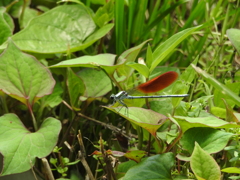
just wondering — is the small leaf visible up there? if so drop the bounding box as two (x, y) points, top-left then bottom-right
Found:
(180, 127), (233, 154)
(0, 113), (61, 176)
(146, 43), (153, 69)
(67, 68), (85, 110)
(123, 153), (175, 180)
(94, 0), (114, 27)
(222, 99), (239, 123)
(0, 39), (55, 106)
(126, 62), (150, 78)
(124, 150), (146, 163)
(190, 142), (221, 180)
(221, 167), (240, 174)
(40, 81), (63, 108)
(227, 29), (240, 54)
(116, 40), (151, 78)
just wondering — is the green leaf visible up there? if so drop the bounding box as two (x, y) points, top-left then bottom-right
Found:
(213, 81), (240, 108)
(67, 68), (85, 110)
(40, 81), (63, 108)
(116, 161), (137, 179)
(116, 39), (151, 78)
(151, 25), (202, 72)
(50, 54), (116, 68)
(171, 116), (240, 133)
(105, 107), (167, 137)
(190, 142), (221, 180)
(11, 4), (113, 53)
(221, 167), (240, 174)
(180, 127), (233, 154)
(50, 53), (124, 80)
(0, 113), (61, 176)
(126, 62), (150, 78)
(0, 9), (13, 45)
(124, 150), (146, 163)
(227, 28), (240, 54)
(94, 0), (114, 27)
(146, 44), (153, 69)
(222, 99), (239, 123)
(0, 39), (55, 106)
(123, 153), (174, 180)
(192, 64), (240, 107)
(78, 68), (111, 98)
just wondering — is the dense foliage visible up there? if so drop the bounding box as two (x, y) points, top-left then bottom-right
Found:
(0, 0), (240, 180)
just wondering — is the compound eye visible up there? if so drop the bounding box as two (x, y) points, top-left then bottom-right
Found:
(110, 95), (114, 100)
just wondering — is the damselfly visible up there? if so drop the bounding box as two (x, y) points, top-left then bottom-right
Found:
(110, 71), (189, 108)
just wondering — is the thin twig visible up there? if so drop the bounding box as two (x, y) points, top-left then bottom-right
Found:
(41, 158), (55, 180)
(77, 131), (95, 180)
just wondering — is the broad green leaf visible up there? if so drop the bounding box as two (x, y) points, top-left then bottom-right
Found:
(11, 4), (113, 53)
(78, 68), (111, 98)
(105, 107), (167, 137)
(180, 127), (233, 154)
(0, 39), (55, 106)
(227, 29), (240, 54)
(190, 143), (221, 180)
(123, 153), (174, 180)
(50, 54), (116, 68)
(170, 116), (240, 133)
(50, 53), (121, 77)
(0, 9), (13, 45)
(67, 68), (85, 110)
(151, 25), (202, 72)
(192, 64), (240, 107)
(0, 113), (61, 176)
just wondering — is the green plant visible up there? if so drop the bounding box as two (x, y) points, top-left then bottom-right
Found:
(0, 0), (240, 180)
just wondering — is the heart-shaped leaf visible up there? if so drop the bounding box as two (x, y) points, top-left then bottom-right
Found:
(180, 127), (233, 154)
(190, 142), (221, 180)
(11, 4), (113, 53)
(0, 39), (55, 107)
(0, 113), (61, 176)
(123, 153), (175, 180)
